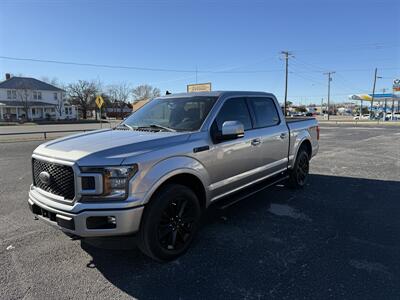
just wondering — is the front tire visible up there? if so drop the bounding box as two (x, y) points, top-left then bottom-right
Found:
(287, 148), (310, 189)
(138, 184), (201, 262)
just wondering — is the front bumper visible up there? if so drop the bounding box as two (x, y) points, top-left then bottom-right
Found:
(28, 194), (144, 238)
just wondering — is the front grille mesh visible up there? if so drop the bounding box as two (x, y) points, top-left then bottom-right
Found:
(32, 159), (75, 200)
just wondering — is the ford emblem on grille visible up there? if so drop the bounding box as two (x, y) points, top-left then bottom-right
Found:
(39, 171), (52, 185)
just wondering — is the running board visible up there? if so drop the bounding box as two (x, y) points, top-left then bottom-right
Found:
(215, 172), (289, 210)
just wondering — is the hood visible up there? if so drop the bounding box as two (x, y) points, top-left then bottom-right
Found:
(34, 129), (190, 166)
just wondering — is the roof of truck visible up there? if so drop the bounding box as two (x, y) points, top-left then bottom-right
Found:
(159, 91), (275, 98)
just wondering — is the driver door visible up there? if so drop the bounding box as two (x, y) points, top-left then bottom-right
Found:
(204, 97), (262, 200)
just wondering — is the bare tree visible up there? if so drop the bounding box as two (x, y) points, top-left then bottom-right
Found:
(14, 80), (34, 121)
(107, 85), (119, 115)
(40, 77), (66, 119)
(67, 80), (99, 119)
(40, 76), (60, 87)
(132, 84), (160, 102)
(54, 83), (68, 119)
(108, 83), (131, 118)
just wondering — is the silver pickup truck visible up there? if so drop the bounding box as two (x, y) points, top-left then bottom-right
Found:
(28, 91), (319, 261)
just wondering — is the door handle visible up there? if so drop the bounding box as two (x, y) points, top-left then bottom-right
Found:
(280, 133), (287, 139)
(251, 138), (261, 146)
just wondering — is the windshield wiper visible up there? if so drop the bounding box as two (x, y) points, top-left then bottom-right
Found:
(116, 123), (134, 131)
(137, 124), (176, 132)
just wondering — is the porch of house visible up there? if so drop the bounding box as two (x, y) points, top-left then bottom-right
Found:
(0, 104), (56, 121)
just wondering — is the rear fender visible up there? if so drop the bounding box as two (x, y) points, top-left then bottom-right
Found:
(289, 131), (311, 169)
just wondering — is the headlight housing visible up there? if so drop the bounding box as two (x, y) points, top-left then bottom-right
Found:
(80, 165), (138, 201)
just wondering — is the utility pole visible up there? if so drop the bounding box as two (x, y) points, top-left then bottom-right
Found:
(321, 98), (324, 115)
(382, 88), (387, 120)
(323, 72), (335, 120)
(370, 68), (381, 119)
(281, 51), (293, 116)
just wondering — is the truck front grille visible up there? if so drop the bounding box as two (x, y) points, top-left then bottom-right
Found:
(32, 159), (75, 200)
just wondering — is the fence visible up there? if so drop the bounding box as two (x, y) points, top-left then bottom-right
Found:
(0, 129), (95, 140)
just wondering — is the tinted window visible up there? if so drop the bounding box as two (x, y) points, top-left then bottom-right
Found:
(215, 98), (252, 130)
(123, 96), (217, 131)
(249, 97), (280, 128)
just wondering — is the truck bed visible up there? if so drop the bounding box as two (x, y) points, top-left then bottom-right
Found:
(285, 117), (316, 123)
(285, 116), (319, 167)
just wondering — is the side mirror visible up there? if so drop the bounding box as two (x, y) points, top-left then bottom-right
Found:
(220, 120), (244, 140)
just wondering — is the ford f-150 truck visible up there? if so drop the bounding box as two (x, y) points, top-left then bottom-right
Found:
(28, 91), (319, 261)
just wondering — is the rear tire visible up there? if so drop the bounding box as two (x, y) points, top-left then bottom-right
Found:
(138, 184), (201, 262)
(287, 148), (310, 189)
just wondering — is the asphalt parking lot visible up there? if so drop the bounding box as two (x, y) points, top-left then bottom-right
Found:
(0, 124), (399, 299)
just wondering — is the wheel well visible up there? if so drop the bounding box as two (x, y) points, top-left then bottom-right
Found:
(156, 173), (207, 210)
(299, 139), (312, 158)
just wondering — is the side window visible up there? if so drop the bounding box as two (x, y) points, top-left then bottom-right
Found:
(248, 97), (280, 128)
(215, 98), (252, 131)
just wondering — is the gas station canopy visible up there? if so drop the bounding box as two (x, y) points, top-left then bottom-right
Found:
(349, 93), (399, 102)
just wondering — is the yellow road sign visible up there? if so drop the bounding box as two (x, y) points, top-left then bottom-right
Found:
(95, 95), (104, 109)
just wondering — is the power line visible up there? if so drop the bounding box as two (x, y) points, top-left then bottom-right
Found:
(292, 43), (400, 54)
(0, 55), (398, 74)
(291, 57), (326, 72)
(289, 63), (325, 86)
(0, 55), (283, 74)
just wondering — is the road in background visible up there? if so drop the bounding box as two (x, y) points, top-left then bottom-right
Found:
(0, 125), (399, 299)
(0, 121), (121, 142)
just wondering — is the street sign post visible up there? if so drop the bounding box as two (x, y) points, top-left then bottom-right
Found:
(95, 95), (104, 128)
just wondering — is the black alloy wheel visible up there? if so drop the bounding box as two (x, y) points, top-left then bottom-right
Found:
(295, 151), (309, 186)
(138, 184), (201, 261)
(287, 148), (310, 189)
(158, 197), (197, 251)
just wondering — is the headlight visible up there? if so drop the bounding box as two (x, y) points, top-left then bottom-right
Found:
(80, 165), (138, 201)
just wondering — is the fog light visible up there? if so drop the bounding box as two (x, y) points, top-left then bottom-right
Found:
(86, 216), (116, 229)
(107, 216), (116, 225)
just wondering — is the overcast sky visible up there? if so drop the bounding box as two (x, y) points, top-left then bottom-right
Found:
(1, 0), (399, 104)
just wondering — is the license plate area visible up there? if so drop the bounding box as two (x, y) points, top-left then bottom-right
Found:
(29, 202), (75, 230)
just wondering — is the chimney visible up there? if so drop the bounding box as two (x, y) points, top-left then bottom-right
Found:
(5, 73), (11, 80)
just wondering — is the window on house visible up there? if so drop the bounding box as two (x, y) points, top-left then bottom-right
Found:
(32, 108), (36, 115)
(7, 90), (16, 99)
(65, 107), (68, 115)
(54, 93), (58, 100)
(33, 91), (42, 100)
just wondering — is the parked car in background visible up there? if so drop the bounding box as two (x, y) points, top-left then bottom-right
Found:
(353, 114), (370, 120)
(385, 113), (400, 121)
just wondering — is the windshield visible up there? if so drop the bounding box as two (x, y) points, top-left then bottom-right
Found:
(121, 96), (218, 132)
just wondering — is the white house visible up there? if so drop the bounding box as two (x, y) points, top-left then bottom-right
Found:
(0, 74), (77, 121)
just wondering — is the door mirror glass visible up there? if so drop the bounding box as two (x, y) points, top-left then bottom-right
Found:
(221, 120), (244, 140)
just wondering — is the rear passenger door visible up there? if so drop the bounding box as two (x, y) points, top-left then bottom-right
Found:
(247, 96), (289, 175)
